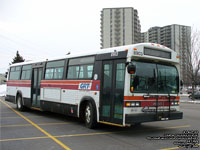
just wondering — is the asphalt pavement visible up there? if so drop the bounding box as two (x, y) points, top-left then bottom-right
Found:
(0, 96), (199, 150)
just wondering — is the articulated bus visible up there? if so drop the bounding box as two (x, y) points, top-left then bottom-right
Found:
(5, 43), (183, 128)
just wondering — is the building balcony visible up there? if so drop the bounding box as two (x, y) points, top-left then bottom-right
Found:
(114, 23), (121, 27)
(115, 32), (121, 36)
(114, 19), (121, 22)
(115, 9), (121, 13)
(114, 28), (120, 32)
(114, 42), (121, 46)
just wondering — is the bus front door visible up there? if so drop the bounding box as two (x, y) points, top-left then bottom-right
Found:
(31, 68), (43, 108)
(100, 59), (125, 125)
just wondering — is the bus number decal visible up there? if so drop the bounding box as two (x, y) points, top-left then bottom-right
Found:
(111, 50), (118, 57)
(78, 83), (92, 90)
(134, 51), (143, 56)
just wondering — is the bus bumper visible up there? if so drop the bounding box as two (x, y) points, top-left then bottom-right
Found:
(125, 111), (183, 124)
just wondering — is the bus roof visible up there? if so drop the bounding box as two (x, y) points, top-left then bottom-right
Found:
(9, 43), (174, 67)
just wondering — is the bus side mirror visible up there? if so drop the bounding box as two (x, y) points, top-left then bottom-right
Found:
(127, 64), (136, 74)
(5, 72), (8, 78)
(180, 80), (183, 87)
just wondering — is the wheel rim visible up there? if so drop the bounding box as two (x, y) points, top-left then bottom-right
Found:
(85, 105), (91, 123)
(17, 97), (21, 109)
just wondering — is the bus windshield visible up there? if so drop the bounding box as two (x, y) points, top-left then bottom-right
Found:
(130, 61), (179, 94)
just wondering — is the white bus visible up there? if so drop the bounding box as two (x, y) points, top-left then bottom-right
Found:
(5, 43), (183, 128)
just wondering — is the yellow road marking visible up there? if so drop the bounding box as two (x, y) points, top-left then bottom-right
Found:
(0, 132), (118, 142)
(0, 124), (190, 142)
(55, 131), (120, 138)
(0, 112), (15, 114)
(0, 122), (71, 128)
(38, 122), (72, 126)
(0, 136), (49, 142)
(160, 144), (200, 150)
(0, 99), (71, 150)
(160, 147), (181, 150)
(1, 115), (44, 119)
(0, 124), (31, 127)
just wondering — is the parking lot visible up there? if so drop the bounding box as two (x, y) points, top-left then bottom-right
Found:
(0, 96), (199, 150)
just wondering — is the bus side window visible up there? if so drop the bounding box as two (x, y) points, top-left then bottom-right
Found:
(67, 65), (94, 79)
(67, 56), (95, 80)
(9, 66), (21, 80)
(21, 65), (32, 80)
(67, 66), (80, 79)
(44, 60), (65, 80)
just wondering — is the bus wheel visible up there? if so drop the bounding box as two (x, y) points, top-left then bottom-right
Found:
(134, 123), (141, 126)
(16, 95), (25, 111)
(85, 102), (97, 129)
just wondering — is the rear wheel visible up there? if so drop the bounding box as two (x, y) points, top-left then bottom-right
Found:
(16, 95), (25, 111)
(84, 102), (97, 129)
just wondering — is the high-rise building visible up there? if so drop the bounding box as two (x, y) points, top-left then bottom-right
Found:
(141, 24), (191, 84)
(141, 32), (149, 43)
(100, 7), (141, 49)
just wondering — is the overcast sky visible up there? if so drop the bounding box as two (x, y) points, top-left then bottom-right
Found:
(0, 0), (199, 73)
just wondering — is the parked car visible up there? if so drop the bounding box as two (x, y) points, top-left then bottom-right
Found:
(189, 91), (200, 100)
(186, 88), (193, 94)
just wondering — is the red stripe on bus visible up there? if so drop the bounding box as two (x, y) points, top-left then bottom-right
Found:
(7, 80), (101, 91)
(7, 80), (31, 87)
(7, 80), (31, 84)
(124, 96), (180, 101)
(41, 80), (100, 91)
(41, 84), (78, 90)
(124, 101), (176, 107)
(141, 101), (171, 107)
(41, 80), (92, 84)
(7, 84), (31, 87)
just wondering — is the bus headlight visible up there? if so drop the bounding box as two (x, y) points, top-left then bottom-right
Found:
(171, 101), (179, 106)
(125, 101), (141, 107)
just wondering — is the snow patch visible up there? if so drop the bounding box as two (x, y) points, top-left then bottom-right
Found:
(0, 84), (7, 96)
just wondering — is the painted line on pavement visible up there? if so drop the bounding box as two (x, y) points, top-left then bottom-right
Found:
(160, 144), (200, 150)
(0, 122), (72, 128)
(0, 124), (190, 142)
(1, 115), (45, 119)
(0, 99), (71, 150)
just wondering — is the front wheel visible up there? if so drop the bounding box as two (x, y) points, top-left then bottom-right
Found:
(85, 102), (97, 129)
(16, 95), (25, 111)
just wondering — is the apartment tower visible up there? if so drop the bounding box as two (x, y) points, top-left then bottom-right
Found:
(100, 7), (141, 49)
(141, 24), (191, 84)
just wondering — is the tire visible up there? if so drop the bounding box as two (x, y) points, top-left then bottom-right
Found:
(189, 96), (193, 100)
(16, 95), (25, 111)
(134, 123), (141, 126)
(84, 102), (97, 129)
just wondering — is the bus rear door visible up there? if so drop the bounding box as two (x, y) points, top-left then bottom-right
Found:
(31, 63), (44, 108)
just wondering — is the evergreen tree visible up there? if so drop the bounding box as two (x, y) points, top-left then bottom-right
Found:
(11, 51), (25, 64)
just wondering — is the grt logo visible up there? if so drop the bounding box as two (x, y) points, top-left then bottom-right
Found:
(78, 83), (92, 90)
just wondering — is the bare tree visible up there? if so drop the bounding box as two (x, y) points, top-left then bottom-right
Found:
(188, 28), (200, 97)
